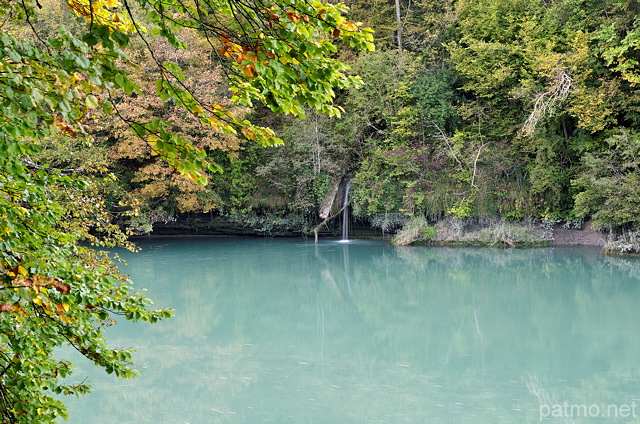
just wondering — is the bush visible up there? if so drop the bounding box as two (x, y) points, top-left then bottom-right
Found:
(475, 223), (547, 247)
(604, 230), (640, 255)
(392, 216), (435, 245)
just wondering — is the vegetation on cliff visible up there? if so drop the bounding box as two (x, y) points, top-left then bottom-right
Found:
(38, 0), (639, 250)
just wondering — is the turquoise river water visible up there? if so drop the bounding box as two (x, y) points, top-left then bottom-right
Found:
(63, 238), (640, 423)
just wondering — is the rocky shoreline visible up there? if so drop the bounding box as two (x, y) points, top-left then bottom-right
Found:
(135, 214), (640, 255)
(547, 220), (606, 247)
(141, 213), (603, 245)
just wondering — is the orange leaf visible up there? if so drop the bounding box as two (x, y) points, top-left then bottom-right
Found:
(243, 64), (255, 78)
(54, 281), (71, 295)
(286, 11), (299, 23)
(241, 127), (257, 140)
(54, 116), (78, 137)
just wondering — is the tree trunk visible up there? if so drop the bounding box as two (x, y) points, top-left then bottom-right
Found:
(395, 0), (403, 52)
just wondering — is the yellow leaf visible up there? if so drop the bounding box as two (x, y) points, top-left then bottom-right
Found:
(17, 266), (27, 277)
(56, 303), (70, 313)
(147, 135), (159, 156)
(105, 0), (118, 7)
(241, 127), (257, 140)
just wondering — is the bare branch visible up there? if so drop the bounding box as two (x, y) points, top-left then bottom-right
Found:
(433, 124), (464, 171)
(521, 68), (573, 136)
(22, 158), (85, 176)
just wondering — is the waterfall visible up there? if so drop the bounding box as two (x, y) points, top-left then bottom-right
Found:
(341, 180), (351, 241)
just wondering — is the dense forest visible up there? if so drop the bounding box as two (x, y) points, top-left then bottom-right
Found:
(22, 0), (640, 250)
(1, 1), (639, 422)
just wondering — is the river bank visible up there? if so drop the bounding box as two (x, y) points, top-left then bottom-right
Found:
(138, 212), (640, 255)
(549, 220), (606, 247)
(142, 213), (607, 247)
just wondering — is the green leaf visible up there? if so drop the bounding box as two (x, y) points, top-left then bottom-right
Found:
(82, 33), (99, 47)
(111, 31), (129, 48)
(85, 94), (99, 109)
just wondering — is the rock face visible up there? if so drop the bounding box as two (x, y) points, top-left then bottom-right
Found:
(319, 178), (341, 220)
(149, 214), (301, 236)
(145, 214), (607, 246)
(146, 213), (383, 238)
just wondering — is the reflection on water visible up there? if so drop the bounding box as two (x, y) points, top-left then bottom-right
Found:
(64, 239), (640, 423)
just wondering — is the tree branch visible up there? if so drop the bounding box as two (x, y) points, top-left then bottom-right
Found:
(22, 158), (85, 176)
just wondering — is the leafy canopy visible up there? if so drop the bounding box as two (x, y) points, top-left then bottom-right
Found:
(0, 0), (373, 422)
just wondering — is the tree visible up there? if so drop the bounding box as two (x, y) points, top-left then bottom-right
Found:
(0, 0), (373, 422)
(573, 129), (640, 229)
(99, 25), (247, 233)
(394, 0), (403, 52)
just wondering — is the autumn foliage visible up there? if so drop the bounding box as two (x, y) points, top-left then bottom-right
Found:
(0, 0), (374, 422)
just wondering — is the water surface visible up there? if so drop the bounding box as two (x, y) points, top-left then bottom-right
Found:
(64, 238), (640, 423)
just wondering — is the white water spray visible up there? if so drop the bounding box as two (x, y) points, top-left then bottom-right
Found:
(341, 180), (351, 241)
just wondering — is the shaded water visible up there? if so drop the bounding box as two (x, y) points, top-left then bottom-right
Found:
(64, 238), (640, 423)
